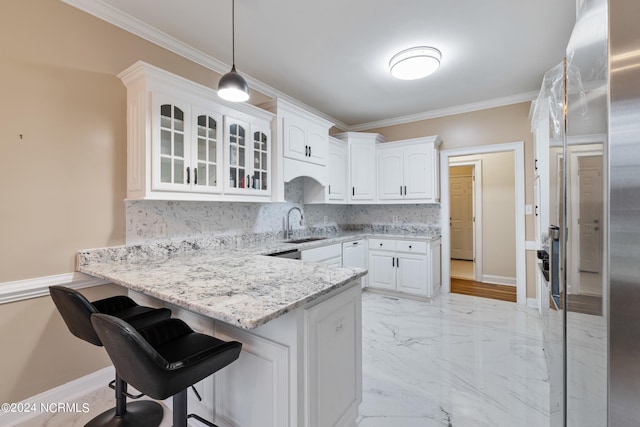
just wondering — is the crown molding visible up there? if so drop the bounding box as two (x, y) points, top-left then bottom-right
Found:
(347, 91), (540, 131)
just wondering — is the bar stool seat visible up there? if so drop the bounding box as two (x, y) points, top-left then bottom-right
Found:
(49, 286), (171, 427)
(91, 314), (242, 427)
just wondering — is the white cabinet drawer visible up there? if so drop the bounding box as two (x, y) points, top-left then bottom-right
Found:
(396, 240), (427, 254)
(368, 239), (396, 251)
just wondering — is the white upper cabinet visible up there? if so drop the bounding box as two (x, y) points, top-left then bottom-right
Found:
(282, 112), (329, 165)
(260, 98), (333, 202)
(223, 116), (271, 196)
(119, 61), (274, 202)
(328, 137), (347, 202)
(377, 137), (442, 203)
(334, 132), (386, 203)
(152, 94), (226, 195)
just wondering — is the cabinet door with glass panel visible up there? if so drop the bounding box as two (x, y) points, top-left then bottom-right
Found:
(191, 106), (223, 194)
(152, 94), (223, 194)
(224, 115), (270, 195)
(153, 94), (191, 192)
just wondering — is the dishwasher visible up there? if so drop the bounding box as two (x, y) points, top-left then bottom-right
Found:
(342, 240), (367, 288)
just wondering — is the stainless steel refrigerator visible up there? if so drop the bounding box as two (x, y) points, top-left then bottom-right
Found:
(534, 0), (640, 425)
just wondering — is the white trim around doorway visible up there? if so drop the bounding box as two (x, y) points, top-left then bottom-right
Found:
(440, 141), (527, 305)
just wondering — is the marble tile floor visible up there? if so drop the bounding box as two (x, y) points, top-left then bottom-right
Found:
(358, 291), (549, 427)
(13, 291), (549, 427)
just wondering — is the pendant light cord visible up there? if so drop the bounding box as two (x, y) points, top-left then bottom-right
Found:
(231, 0), (236, 67)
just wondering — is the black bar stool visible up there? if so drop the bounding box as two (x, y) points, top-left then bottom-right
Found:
(49, 285), (171, 427)
(91, 313), (242, 427)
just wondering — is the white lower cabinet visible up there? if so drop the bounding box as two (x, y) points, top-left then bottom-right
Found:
(304, 283), (362, 427)
(367, 238), (441, 298)
(137, 280), (363, 427)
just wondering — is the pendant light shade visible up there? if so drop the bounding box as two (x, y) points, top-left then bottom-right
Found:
(218, 0), (249, 102)
(218, 65), (249, 102)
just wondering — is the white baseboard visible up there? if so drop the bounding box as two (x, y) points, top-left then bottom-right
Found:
(0, 272), (109, 305)
(481, 274), (517, 286)
(527, 297), (539, 309)
(0, 367), (115, 426)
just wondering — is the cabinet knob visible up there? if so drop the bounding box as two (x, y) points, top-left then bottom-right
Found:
(379, 243), (383, 247)
(409, 245), (412, 249)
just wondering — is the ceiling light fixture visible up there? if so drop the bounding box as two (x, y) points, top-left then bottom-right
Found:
(389, 46), (441, 80)
(218, 0), (249, 102)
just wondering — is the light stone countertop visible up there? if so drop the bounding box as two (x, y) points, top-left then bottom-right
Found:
(77, 231), (439, 329)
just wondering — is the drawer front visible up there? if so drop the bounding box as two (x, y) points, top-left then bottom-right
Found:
(396, 240), (427, 254)
(368, 238), (396, 251)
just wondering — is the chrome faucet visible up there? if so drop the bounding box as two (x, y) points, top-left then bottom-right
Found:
(285, 207), (303, 240)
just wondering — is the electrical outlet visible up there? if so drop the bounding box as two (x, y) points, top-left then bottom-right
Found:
(243, 219), (251, 229)
(155, 222), (167, 237)
(393, 215), (399, 223)
(323, 216), (328, 224)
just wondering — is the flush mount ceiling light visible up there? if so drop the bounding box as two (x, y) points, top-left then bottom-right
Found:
(389, 46), (442, 80)
(218, 0), (249, 102)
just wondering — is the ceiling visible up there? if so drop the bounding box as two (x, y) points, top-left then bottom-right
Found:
(65, 0), (576, 130)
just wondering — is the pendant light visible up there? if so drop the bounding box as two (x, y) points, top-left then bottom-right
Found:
(218, 0), (249, 102)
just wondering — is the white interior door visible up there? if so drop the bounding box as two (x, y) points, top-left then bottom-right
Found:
(578, 155), (603, 274)
(450, 169), (474, 260)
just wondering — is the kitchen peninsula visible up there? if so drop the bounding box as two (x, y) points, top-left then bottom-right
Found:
(77, 238), (367, 427)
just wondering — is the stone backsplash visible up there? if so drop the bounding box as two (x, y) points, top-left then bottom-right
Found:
(126, 180), (440, 244)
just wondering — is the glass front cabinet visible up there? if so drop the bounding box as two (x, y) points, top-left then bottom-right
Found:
(120, 61), (274, 202)
(224, 116), (270, 196)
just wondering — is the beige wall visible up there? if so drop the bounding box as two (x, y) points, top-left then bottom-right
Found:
(0, 284), (126, 403)
(366, 103), (537, 297)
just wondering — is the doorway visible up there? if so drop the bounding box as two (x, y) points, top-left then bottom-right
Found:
(440, 142), (526, 305)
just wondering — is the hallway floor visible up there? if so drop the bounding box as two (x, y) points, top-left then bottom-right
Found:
(14, 292), (549, 427)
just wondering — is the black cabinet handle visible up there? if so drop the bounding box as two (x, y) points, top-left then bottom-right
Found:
(352, 187), (355, 196)
(328, 185), (331, 194)
(404, 185), (407, 195)
(309, 146), (311, 157)
(186, 167), (190, 184)
(535, 159), (538, 171)
(392, 257), (395, 267)
(535, 205), (539, 216)
(194, 167), (198, 185)
(400, 186), (403, 195)
(247, 175), (250, 190)
(396, 257), (400, 268)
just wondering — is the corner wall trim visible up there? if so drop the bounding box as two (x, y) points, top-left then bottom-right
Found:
(0, 366), (114, 426)
(0, 273), (109, 305)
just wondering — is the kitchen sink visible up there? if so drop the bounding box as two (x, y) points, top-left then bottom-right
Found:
(284, 236), (328, 244)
